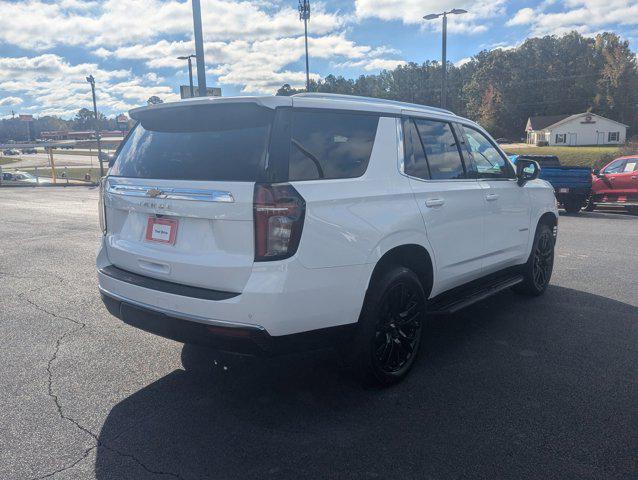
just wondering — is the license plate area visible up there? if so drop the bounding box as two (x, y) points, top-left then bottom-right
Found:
(145, 217), (178, 245)
(558, 188), (570, 193)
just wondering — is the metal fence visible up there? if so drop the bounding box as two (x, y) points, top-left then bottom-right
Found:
(0, 164), (99, 187)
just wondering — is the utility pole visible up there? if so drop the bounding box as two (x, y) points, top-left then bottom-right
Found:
(299, 0), (311, 92)
(86, 75), (104, 177)
(191, 0), (207, 96)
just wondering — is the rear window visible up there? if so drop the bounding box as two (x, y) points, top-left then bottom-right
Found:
(414, 119), (465, 180)
(289, 110), (379, 181)
(110, 104), (274, 181)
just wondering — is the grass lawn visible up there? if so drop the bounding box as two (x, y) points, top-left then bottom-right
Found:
(0, 156), (21, 165)
(23, 167), (102, 182)
(501, 145), (630, 167)
(49, 149), (113, 156)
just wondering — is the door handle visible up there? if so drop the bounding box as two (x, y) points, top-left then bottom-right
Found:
(485, 193), (500, 202)
(632, 176), (637, 180)
(425, 198), (445, 208)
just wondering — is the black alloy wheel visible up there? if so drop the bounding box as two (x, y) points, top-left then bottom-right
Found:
(373, 281), (424, 376)
(532, 229), (554, 291)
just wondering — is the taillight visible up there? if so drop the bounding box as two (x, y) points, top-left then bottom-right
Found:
(253, 183), (305, 261)
(98, 177), (107, 233)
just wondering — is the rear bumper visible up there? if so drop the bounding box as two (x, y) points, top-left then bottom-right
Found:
(97, 236), (370, 341)
(555, 189), (590, 202)
(100, 288), (355, 356)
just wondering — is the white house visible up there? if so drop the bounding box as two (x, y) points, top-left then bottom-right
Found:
(525, 112), (628, 146)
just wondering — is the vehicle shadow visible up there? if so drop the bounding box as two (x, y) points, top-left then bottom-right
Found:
(94, 285), (637, 480)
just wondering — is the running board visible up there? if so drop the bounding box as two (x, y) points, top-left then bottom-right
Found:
(427, 274), (524, 315)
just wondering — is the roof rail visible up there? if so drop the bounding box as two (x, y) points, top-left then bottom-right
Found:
(292, 92), (455, 115)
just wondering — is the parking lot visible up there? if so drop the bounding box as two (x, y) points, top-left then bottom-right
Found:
(1, 187), (636, 480)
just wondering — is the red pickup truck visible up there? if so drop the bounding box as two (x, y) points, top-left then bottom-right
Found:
(587, 156), (638, 214)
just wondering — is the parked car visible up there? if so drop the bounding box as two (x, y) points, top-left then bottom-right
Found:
(0, 171), (49, 184)
(98, 151), (113, 162)
(2, 148), (20, 155)
(20, 147), (37, 154)
(587, 156), (638, 214)
(495, 137), (514, 144)
(509, 154), (591, 213)
(97, 94), (558, 385)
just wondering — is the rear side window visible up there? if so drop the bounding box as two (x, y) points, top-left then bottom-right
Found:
(110, 104), (274, 181)
(289, 110), (379, 181)
(623, 159), (637, 172)
(413, 119), (465, 180)
(403, 118), (429, 179)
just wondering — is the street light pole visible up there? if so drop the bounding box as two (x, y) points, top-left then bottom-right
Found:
(441, 12), (447, 109)
(86, 74), (104, 177)
(191, 0), (207, 96)
(423, 8), (467, 110)
(299, 0), (311, 92)
(178, 55), (197, 97)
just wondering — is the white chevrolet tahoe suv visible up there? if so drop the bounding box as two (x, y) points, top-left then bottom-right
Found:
(97, 93), (558, 385)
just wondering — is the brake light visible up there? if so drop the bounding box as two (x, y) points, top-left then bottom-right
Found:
(253, 183), (305, 261)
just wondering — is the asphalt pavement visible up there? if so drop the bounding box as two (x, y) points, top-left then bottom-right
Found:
(0, 187), (636, 480)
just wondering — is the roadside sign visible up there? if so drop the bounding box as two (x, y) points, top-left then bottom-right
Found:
(116, 114), (128, 129)
(19, 114), (33, 122)
(180, 86), (221, 99)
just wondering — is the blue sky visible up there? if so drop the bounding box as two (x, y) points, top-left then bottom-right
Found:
(0, 0), (636, 118)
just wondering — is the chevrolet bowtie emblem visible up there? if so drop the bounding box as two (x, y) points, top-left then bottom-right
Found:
(146, 188), (163, 198)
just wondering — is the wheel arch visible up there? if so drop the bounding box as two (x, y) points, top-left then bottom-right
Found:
(365, 244), (434, 300)
(537, 211), (558, 230)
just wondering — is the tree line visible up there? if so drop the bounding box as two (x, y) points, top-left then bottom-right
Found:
(277, 32), (638, 139)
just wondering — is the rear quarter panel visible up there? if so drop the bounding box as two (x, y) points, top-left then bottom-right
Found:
(291, 116), (431, 270)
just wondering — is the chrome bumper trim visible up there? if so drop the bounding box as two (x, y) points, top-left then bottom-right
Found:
(106, 182), (235, 203)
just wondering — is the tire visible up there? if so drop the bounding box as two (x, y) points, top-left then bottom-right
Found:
(513, 223), (555, 297)
(347, 266), (426, 387)
(626, 206), (638, 216)
(563, 201), (582, 214)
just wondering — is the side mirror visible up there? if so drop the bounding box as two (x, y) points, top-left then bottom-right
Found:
(592, 169), (603, 177)
(108, 154), (116, 168)
(516, 159), (540, 186)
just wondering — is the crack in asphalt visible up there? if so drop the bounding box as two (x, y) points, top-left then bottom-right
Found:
(21, 292), (186, 480)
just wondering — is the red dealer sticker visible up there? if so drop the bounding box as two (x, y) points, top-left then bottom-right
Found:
(145, 217), (178, 245)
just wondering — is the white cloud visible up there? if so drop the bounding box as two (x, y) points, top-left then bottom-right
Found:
(107, 34), (404, 94)
(0, 0), (345, 50)
(354, 0), (507, 34)
(334, 58), (407, 71)
(0, 54), (178, 117)
(507, 0), (638, 37)
(0, 96), (23, 106)
(506, 8), (535, 27)
(0, 0), (405, 111)
(454, 57), (472, 67)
